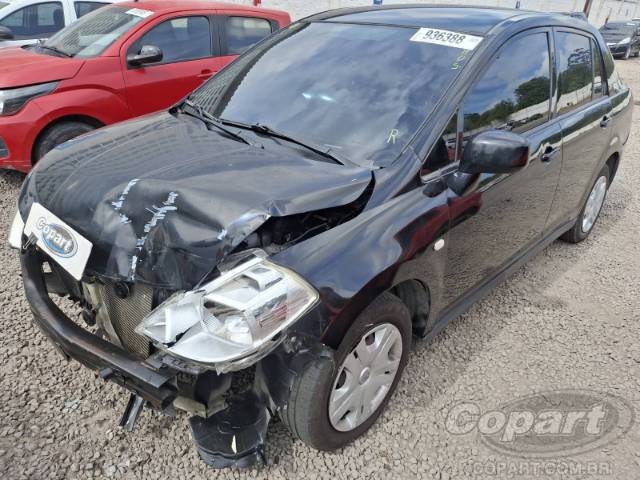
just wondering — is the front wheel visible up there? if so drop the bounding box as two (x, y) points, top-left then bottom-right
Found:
(281, 292), (412, 451)
(34, 121), (96, 163)
(561, 164), (610, 243)
(623, 48), (631, 60)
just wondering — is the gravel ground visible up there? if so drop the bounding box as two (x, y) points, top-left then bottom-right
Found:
(0, 59), (638, 480)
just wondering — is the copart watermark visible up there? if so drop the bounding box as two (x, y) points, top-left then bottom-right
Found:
(461, 460), (611, 477)
(445, 389), (634, 458)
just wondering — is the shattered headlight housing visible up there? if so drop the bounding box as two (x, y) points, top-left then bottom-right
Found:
(136, 250), (318, 368)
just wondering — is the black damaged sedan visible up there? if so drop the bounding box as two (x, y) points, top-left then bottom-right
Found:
(9, 5), (633, 468)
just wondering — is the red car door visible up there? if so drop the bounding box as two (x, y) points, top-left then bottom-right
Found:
(120, 12), (228, 116)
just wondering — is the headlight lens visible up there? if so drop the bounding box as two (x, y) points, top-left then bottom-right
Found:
(619, 37), (631, 45)
(8, 210), (24, 250)
(0, 82), (59, 116)
(136, 250), (318, 367)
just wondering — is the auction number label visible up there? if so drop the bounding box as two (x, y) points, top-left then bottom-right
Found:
(410, 28), (483, 50)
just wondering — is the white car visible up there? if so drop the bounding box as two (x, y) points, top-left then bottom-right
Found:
(0, 0), (122, 47)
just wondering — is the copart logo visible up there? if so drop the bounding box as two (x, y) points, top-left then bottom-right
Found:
(446, 390), (634, 458)
(36, 217), (77, 258)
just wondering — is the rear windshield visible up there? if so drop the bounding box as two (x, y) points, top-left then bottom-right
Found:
(190, 22), (474, 167)
(42, 5), (150, 58)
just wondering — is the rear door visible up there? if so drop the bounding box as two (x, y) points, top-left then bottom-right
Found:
(440, 29), (563, 308)
(121, 12), (226, 116)
(544, 29), (613, 231)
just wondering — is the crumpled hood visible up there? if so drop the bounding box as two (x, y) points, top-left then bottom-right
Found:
(0, 47), (84, 88)
(19, 112), (372, 289)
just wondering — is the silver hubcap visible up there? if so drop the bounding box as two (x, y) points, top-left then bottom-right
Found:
(328, 323), (403, 432)
(582, 175), (607, 233)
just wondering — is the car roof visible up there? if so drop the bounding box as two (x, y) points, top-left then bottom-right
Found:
(116, 0), (283, 16)
(306, 5), (587, 36)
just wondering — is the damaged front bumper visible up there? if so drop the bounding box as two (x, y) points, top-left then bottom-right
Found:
(20, 247), (178, 410)
(19, 247), (333, 468)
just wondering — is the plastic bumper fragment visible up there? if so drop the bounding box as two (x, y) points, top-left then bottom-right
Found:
(189, 391), (270, 469)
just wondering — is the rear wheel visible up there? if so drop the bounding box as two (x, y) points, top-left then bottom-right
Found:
(561, 164), (610, 243)
(281, 292), (412, 451)
(34, 121), (96, 163)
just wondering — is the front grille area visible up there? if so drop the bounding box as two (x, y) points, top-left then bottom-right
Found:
(100, 283), (153, 358)
(0, 137), (8, 158)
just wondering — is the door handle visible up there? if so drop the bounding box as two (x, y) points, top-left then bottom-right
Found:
(600, 115), (612, 128)
(541, 146), (559, 163)
(197, 69), (214, 79)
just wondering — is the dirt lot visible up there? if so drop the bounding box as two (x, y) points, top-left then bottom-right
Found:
(0, 59), (638, 480)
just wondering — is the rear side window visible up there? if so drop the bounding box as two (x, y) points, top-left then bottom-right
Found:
(463, 32), (551, 136)
(225, 16), (272, 55)
(0, 1), (64, 39)
(556, 32), (593, 114)
(74, 1), (108, 18)
(603, 47), (623, 95)
(134, 16), (212, 64)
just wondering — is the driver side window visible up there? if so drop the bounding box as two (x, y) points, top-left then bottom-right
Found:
(132, 16), (212, 65)
(463, 32), (552, 139)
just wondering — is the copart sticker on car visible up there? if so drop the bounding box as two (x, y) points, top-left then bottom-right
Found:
(24, 203), (93, 281)
(126, 8), (153, 18)
(410, 28), (483, 50)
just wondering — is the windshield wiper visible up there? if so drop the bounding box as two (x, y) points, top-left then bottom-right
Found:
(37, 43), (73, 58)
(219, 119), (348, 166)
(180, 99), (257, 147)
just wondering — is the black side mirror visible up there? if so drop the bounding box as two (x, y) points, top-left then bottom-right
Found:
(460, 130), (530, 175)
(127, 45), (163, 67)
(0, 26), (15, 41)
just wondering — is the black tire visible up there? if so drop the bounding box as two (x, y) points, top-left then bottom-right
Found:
(561, 164), (610, 244)
(34, 121), (96, 162)
(281, 292), (412, 451)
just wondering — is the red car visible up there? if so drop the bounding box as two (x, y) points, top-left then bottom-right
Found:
(0, 1), (290, 172)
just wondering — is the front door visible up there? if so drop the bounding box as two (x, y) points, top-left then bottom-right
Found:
(440, 29), (563, 309)
(121, 14), (227, 116)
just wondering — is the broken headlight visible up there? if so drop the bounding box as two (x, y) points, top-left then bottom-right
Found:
(136, 250), (318, 367)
